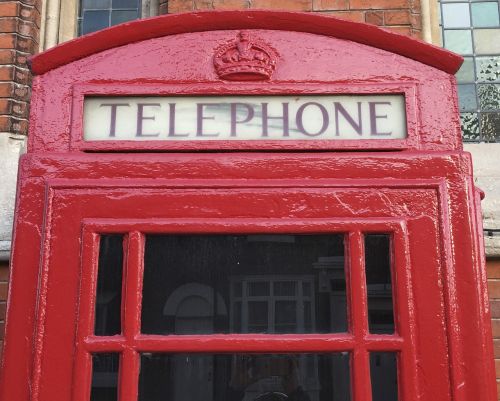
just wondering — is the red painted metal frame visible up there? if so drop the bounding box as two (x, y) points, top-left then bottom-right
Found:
(71, 82), (419, 151)
(29, 11), (462, 76)
(29, 179), (449, 401)
(2, 151), (496, 401)
(73, 219), (413, 401)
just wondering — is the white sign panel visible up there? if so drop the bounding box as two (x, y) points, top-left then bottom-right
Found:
(83, 95), (407, 141)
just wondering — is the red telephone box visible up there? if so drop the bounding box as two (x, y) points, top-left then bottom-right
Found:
(0, 10), (496, 401)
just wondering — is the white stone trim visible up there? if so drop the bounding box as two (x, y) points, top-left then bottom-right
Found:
(421, 0), (442, 46)
(485, 237), (500, 257)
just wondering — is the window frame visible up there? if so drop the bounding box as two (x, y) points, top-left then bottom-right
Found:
(40, 0), (160, 51)
(73, 218), (415, 401)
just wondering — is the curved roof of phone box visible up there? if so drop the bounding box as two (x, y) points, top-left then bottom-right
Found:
(28, 10), (463, 76)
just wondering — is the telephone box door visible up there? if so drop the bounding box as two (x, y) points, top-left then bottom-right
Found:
(30, 168), (452, 401)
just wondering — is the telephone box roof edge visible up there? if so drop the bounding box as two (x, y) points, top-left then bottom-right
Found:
(29, 10), (463, 76)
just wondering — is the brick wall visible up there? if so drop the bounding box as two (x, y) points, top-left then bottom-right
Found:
(0, 0), (40, 357)
(158, 0), (422, 38)
(488, 259), (500, 397)
(0, 0), (40, 137)
(0, 262), (8, 362)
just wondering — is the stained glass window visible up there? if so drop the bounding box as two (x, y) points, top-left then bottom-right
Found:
(78, 0), (142, 36)
(440, 0), (500, 142)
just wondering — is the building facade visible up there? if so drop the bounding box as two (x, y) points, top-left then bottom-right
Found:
(0, 0), (499, 397)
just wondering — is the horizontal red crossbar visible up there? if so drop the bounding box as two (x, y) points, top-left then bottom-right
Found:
(83, 334), (404, 353)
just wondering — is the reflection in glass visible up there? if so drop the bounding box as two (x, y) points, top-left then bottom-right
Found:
(83, 0), (111, 8)
(141, 235), (347, 335)
(91, 353), (119, 401)
(370, 353), (398, 401)
(112, 0), (139, 7)
(111, 10), (139, 25)
(95, 235), (123, 336)
(138, 353), (351, 401)
(365, 234), (395, 334)
(82, 10), (110, 35)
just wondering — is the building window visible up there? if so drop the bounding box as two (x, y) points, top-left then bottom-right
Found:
(440, 0), (500, 142)
(78, 0), (142, 36)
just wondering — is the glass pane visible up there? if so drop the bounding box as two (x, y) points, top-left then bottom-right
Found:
(82, 0), (111, 9)
(111, 10), (140, 26)
(442, 3), (471, 27)
(274, 281), (297, 296)
(365, 234), (395, 334)
(471, 2), (500, 27)
(82, 10), (110, 35)
(444, 30), (473, 54)
(248, 301), (268, 332)
(141, 234), (347, 335)
(249, 282), (270, 296)
(303, 282), (312, 296)
(275, 301), (297, 333)
(478, 84), (500, 110)
(458, 84), (478, 111)
(481, 112), (500, 142)
(95, 235), (123, 336)
(474, 29), (500, 54)
(460, 112), (480, 141)
(233, 301), (242, 332)
(139, 353), (351, 401)
(304, 301), (312, 330)
(91, 354), (119, 401)
(112, 0), (139, 7)
(456, 57), (475, 83)
(233, 282), (243, 297)
(370, 353), (398, 401)
(476, 56), (500, 82)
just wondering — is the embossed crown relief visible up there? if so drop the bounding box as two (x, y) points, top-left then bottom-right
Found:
(214, 31), (279, 81)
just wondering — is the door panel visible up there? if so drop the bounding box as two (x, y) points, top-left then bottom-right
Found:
(35, 185), (449, 401)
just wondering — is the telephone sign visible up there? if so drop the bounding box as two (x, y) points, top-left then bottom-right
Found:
(83, 95), (407, 141)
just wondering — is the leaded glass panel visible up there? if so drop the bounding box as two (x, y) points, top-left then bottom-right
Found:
(442, 3), (471, 27)
(471, 2), (500, 26)
(458, 84), (478, 111)
(456, 57), (476, 82)
(460, 112), (481, 140)
(476, 56), (500, 82)
(481, 112), (500, 141)
(474, 29), (500, 54)
(440, 0), (500, 141)
(478, 84), (500, 110)
(444, 30), (473, 54)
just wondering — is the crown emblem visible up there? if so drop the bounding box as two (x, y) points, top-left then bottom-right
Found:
(214, 32), (278, 81)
